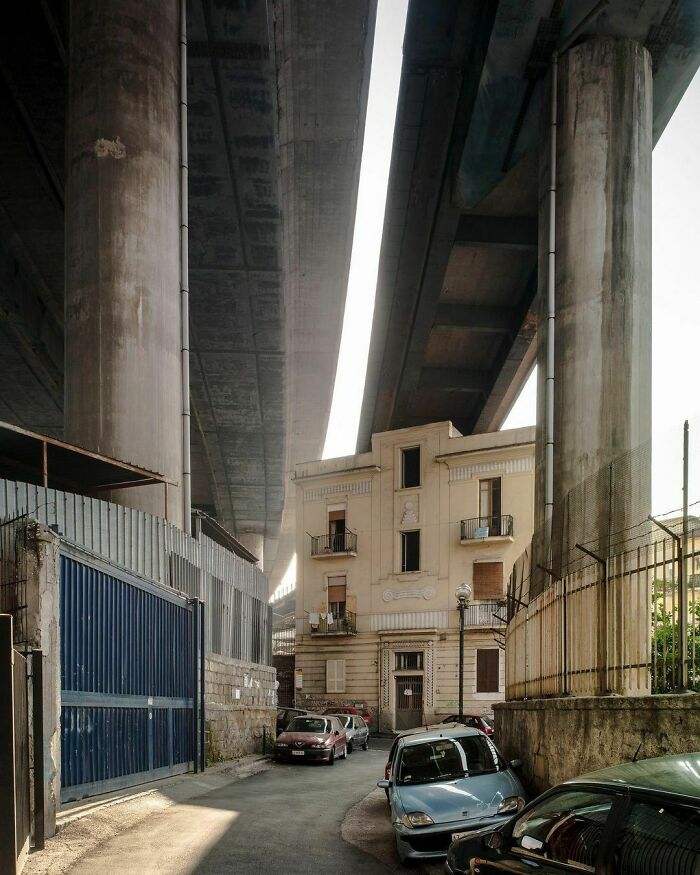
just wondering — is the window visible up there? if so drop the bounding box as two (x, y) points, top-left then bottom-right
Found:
(401, 446), (421, 488)
(479, 477), (501, 523)
(400, 530), (420, 572)
(326, 658), (346, 693)
(398, 739), (464, 785)
(476, 649), (500, 693)
(327, 575), (346, 619)
(287, 716), (332, 733)
(395, 651), (424, 670)
(473, 561), (504, 599)
(613, 798), (700, 873)
(328, 505), (346, 551)
(512, 789), (615, 870)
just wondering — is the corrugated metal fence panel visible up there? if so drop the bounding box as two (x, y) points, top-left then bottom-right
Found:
(0, 478), (272, 666)
(59, 553), (198, 800)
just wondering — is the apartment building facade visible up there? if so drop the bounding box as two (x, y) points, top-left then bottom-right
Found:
(293, 421), (535, 731)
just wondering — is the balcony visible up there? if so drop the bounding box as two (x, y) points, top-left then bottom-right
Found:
(310, 531), (358, 558)
(460, 515), (513, 544)
(463, 601), (506, 627)
(310, 609), (357, 636)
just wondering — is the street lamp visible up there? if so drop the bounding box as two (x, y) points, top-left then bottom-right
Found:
(455, 583), (472, 722)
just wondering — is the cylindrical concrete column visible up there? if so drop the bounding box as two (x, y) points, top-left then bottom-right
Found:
(65, 0), (183, 526)
(535, 37), (652, 573)
(237, 532), (264, 570)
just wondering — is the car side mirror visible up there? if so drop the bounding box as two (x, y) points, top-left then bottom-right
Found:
(485, 830), (506, 852)
(509, 758), (522, 770)
(334, 730), (339, 736)
(377, 779), (391, 789)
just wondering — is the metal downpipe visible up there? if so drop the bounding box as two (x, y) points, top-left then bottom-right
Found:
(180, 0), (192, 535)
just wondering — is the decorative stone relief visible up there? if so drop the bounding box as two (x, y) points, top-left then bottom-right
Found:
(382, 586), (435, 602)
(400, 498), (418, 525)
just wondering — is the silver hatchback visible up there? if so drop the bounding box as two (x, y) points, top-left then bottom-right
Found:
(329, 713), (369, 752)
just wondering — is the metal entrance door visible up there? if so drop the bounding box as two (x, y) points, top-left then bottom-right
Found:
(59, 549), (205, 802)
(395, 675), (423, 730)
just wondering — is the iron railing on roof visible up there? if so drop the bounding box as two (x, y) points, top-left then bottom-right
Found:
(461, 515), (513, 541)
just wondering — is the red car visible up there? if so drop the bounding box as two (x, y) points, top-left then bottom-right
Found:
(441, 714), (494, 736)
(274, 714), (348, 765)
(322, 705), (372, 729)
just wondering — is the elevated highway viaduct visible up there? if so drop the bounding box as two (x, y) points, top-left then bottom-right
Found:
(359, 0), (700, 566)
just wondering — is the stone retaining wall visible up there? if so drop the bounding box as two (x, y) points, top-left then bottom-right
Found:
(205, 653), (276, 761)
(495, 694), (700, 795)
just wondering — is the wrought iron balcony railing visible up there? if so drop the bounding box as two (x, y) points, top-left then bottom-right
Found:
(463, 601), (506, 626)
(310, 609), (357, 635)
(310, 531), (358, 557)
(460, 514), (513, 541)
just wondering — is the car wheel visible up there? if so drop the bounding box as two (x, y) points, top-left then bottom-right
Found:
(362, 739), (368, 750)
(327, 748), (335, 766)
(340, 744), (348, 760)
(347, 741), (353, 754)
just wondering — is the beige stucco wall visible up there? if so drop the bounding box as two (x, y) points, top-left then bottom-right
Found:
(293, 422), (535, 729)
(495, 695), (700, 796)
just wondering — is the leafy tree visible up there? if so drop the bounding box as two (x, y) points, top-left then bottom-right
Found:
(651, 592), (700, 692)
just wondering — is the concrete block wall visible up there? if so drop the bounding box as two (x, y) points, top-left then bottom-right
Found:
(205, 652), (276, 761)
(495, 695), (700, 796)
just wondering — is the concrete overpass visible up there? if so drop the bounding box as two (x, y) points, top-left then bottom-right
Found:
(359, 0), (700, 444)
(0, 0), (375, 581)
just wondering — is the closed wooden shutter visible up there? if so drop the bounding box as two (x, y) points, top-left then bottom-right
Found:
(326, 659), (346, 693)
(473, 561), (503, 599)
(327, 578), (346, 603)
(476, 649), (500, 693)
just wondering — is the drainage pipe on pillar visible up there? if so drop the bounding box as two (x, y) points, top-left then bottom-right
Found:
(180, 0), (192, 535)
(543, 0), (609, 563)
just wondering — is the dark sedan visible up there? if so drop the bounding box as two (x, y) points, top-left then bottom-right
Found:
(445, 752), (700, 874)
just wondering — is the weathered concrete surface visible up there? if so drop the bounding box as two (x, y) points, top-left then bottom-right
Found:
(24, 759), (272, 875)
(23, 521), (61, 836)
(495, 694), (700, 796)
(535, 37), (652, 559)
(64, 0), (183, 525)
(205, 653), (276, 761)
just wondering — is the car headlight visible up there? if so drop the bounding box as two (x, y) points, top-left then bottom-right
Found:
(401, 811), (435, 828)
(497, 796), (525, 815)
(276, 742), (288, 748)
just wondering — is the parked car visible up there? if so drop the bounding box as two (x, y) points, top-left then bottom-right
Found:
(276, 707), (310, 736)
(377, 725), (525, 863)
(441, 714), (494, 736)
(274, 714), (348, 765)
(329, 713), (369, 752)
(382, 723), (464, 793)
(322, 705), (373, 730)
(445, 751), (700, 874)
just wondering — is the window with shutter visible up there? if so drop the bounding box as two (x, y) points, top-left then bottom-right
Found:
(472, 561), (504, 599)
(476, 649), (500, 693)
(326, 658), (346, 693)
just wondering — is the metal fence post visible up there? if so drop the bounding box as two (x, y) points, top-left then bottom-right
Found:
(31, 649), (44, 851)
(0, 614), (18, 873)
(681, 420), (689, 689)
(200, 600), (205, 771)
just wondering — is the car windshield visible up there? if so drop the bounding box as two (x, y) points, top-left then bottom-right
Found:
(334, 715), (352, 728)
(286, 717), (331, 733)
(398, 740), (465, 785)
(455, 735), (500, 775)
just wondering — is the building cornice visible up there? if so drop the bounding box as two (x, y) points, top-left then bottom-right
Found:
(291, 464), (381, 483)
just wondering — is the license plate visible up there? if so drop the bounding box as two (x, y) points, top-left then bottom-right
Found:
(451, 832), (469, 842)
(292, 750), (305, 756)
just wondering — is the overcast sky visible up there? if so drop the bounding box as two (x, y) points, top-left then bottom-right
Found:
(277, 6), (700, 599)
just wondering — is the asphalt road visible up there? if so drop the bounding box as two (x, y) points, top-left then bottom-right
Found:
(63, 739), (443, 875)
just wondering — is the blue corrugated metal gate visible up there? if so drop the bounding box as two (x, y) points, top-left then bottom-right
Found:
(59, 547), (205, 802)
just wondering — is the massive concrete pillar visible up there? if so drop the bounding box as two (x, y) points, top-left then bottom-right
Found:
(65, 0), (183, 526)
(535, 37), (652, 576)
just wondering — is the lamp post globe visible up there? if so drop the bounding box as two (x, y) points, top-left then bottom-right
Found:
(455, 582), (472, 603)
